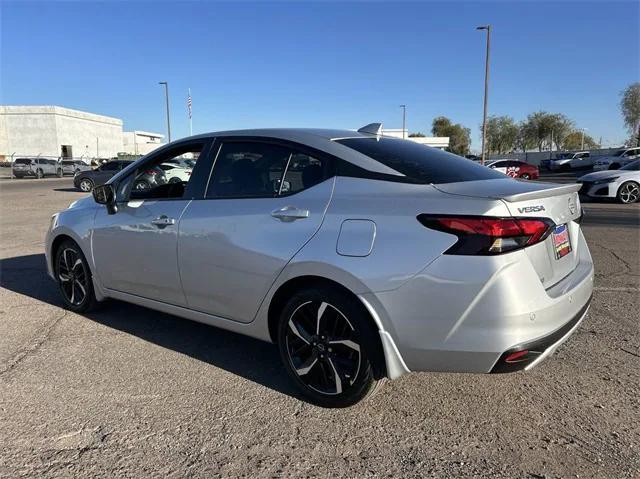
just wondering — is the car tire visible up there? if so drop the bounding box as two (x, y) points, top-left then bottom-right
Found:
(36, 169), (44, 179)
(617, 181), (639, 204)
(134, 180), (150, 191)
(56, 168), (63, 178)
(277, 285), (381, 408)
(54, 240), (98, 313)
(169, 177), (182, 184)
(520, 173), (531, 180)
(78, 178), (94, 192)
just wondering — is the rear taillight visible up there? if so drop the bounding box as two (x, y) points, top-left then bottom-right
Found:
(145, 170), (157, 175)
(417, 215), (555, 255)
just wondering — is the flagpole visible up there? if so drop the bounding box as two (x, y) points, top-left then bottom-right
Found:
(188, 88), (193, 136)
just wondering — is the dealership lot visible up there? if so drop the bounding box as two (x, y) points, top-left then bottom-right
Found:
(0, 177), (638, 478)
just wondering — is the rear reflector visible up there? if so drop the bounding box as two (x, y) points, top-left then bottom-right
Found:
(505, 350), (530, 363)
(417, 215), (555, 255)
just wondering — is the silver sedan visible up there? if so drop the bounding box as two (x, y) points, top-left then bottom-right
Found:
(45, 125), (594, 407)
(578, 160), (640, 204)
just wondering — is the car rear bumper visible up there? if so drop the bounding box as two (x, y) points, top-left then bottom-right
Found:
(367, 228), (594, 374)
(12, 170), (35, 177)
(490, 295), (591, 373)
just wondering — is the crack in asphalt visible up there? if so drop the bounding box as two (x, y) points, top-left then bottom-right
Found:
(594, 241), (634, 273)
(0, 309), (67, 377)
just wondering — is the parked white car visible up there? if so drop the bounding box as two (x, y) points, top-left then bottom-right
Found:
(547, 151), (592, 171)
(577, 160), (640, 203)
(159, 163), (192, 183)
(592, 147), (640, 171)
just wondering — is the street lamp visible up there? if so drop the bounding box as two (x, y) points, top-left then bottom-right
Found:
(158, 81), (172, 143)
(580, 127), (588, 150)
(477, 24), (491, 165)
(399, 104), (407, 139)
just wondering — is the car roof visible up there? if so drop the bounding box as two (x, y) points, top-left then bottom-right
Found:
(177, 128), (404, 176)
(188, 128), (369, 142)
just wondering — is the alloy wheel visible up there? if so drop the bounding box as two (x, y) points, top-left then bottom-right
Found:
(619, 182), (639, 204)
(57, 248), (89, 306)
(134, 180), (150, 191)
(79, 179), (93, 192)
(285, 300), (361, 395)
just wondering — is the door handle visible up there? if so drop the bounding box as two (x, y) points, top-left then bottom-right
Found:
(271, 206), (310, 222)
(151, 215), (176, 227)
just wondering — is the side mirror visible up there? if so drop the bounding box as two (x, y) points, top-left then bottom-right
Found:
(92, 184), (118, 215)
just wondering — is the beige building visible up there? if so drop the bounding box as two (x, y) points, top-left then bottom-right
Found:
(0, 105), (164, 161)
(381, 129), (450, 149)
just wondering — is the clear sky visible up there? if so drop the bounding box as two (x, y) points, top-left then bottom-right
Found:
(1, 1), (638, 151)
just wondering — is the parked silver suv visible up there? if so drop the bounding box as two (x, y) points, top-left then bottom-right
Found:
(61, 160), (91, 176)
(13, 158), (63, 178)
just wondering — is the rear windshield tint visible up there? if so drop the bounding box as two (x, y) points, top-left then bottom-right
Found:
(14, 158), (33, 165)
(335, 137), (505, 184)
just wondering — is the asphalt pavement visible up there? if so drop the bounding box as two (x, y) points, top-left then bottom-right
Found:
(0, 177), (638, 478)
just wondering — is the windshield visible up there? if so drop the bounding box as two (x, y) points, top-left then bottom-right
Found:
(556, 153), (572, 159)
(335, 137), (505, 184)
(612, 150), (626, 157)
(14, 158), (33, 165)
(620, 160), (640, 171)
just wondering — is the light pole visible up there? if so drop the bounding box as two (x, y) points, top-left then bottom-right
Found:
(400, 104), (406, 139)
(477, 24), (491, 165)
(159, 81), (172, 143)
(580, 127), (587, 150)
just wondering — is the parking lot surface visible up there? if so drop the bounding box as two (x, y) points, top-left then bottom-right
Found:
(1, 177), (638, 478)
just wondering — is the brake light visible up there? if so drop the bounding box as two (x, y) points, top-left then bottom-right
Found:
(417, 215), (554, 255)
(145, 170), (157, 175)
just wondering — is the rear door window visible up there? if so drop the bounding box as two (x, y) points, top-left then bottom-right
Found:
(335, 137), (504, 184)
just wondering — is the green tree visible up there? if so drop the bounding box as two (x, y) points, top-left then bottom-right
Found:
(431, 116), (471, 155)
(408, 132), (426, 138)
(484, 115), (518, 154)
(620, 83), (640, 147)
(562, 131), (599, 150)
(520, 112), (574, 151)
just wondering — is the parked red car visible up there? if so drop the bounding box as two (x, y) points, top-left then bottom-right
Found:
(486, 159), (539, 180)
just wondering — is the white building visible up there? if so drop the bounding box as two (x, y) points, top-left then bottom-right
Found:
(122, 131), (165, 156)
(0, 105), (164, 162)
(382, 129), (450, 149)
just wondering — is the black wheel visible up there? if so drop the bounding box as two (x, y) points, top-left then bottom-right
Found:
(277, 285), (380, 407)
(36, 169), (44, 179)
(169, 176), (182, 184)
(520, 173), (531, 180)
(134, 179), (150, 191)
(78, 178), (94, 192)
(56, 168), (63, 178)
(617, 181), (639, 204)
(54, 240), (97, 313)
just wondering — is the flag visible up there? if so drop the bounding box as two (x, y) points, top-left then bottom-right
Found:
(187, 89), (192, 119)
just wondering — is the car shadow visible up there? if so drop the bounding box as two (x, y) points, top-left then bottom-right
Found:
(0, 253), (299, 400)
(53, 188), (83, 193)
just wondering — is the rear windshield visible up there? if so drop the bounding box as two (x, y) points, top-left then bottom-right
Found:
(335, 137), (504, 184)
(14, 158), (33, 165)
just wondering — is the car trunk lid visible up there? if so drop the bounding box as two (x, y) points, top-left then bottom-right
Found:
(433, 179), (583, 289)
